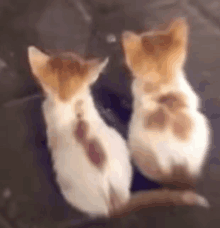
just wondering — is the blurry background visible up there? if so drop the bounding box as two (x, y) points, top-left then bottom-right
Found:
(0, 0), (220, 227)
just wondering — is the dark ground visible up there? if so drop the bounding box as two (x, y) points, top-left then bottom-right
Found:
(0, 0), (220, 227)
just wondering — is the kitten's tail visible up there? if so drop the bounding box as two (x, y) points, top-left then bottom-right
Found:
(110, 189), (209, 218)
(110, 164), (209, 218)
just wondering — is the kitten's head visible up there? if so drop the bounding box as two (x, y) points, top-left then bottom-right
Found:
(122, 17), (188, 87)
(28, 46), (108, 102)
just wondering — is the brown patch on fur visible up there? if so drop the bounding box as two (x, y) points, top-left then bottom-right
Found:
(73, 120), (106, 169)
(144, 92), (192, 140)
(145, 107), (169, 130)
(158, 93), (186, 113)
(74, 120), (88, 141)
(122, 18), (188, 87)
(88, 139), (106, 167)
(173, 111), (192, 141)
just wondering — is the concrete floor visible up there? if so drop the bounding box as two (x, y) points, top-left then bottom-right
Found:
(0, 0), (220, 227)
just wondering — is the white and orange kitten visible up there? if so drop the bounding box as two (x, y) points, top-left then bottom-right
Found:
(121, 18), (210, 181)
(28, 47), (133, 217)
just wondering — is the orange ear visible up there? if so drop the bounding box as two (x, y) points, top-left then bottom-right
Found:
(28, 46), (56, 94)
(87, 57), (109, 84)
(168, 17), (188, 46)
(122, 31), (140, 42)
(122, 31), (141, 51)
(28, 46), (50, 79)
(142, 37), (155, 54)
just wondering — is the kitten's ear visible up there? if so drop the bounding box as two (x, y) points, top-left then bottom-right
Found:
(122, 31), (140, 42)
(87, 57), (109, 84)
(168, 17), (188, 45)
(28, 46), (50, 78)
(121, 31), (141, 50)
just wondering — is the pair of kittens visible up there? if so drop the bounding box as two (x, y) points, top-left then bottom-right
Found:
(28, 17), (210, 218)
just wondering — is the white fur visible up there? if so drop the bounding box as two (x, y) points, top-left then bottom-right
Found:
(128, 69), (210, 180)
(43, 86), (133, 217)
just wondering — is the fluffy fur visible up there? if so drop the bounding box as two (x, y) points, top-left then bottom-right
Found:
(122, 18), (210, 181)
(28, 46), (133, 217)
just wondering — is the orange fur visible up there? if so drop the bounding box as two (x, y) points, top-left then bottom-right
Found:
(28, 47), (106, 101)
(37, 54), (90, 101)
(157, 92), (186, 113)
(145, 106), (192, 141)
(122, 18), (188, 87)
(46, 55), (89, 100)
(145, 107), (168, 130)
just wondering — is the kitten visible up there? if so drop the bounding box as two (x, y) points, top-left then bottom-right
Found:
(121, 18), (210, 181)
(28, 46), (133, 217)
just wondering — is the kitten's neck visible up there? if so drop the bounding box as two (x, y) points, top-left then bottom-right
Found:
(131, 77), (177, 110)
(131, 69), (199, 111)
(43, 89), (103, 130)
